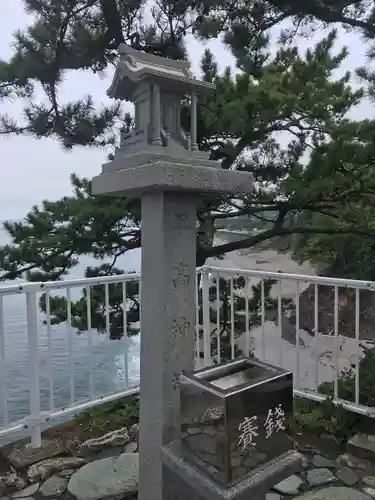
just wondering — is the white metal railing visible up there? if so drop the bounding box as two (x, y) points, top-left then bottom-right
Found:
(1, 265), (375, 448)
(0, 272), (143, 447)
(199, 266), (375, 419)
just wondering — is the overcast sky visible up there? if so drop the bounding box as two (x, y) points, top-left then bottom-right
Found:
(0, 2), (371, 220)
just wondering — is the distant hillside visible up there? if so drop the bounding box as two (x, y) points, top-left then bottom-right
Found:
(215, 212), (278, 232)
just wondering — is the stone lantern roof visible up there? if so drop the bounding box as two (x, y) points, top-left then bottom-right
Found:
(107, 44), (215, 101)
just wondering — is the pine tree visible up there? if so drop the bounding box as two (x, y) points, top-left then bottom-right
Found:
(2, 2), (375, 341)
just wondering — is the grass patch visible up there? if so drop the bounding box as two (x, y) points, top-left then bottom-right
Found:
(293, 396), (363, 441)
(45, 393), (367, 445)
(44, 396), (139, 443)
(45, 392), (364, 446)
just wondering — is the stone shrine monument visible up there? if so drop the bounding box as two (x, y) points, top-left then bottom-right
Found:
(91, 45), (301, 500)
(99, 44), (218, 175)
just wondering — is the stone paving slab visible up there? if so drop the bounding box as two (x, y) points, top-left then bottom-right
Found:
(39, 476), (68, 497)
(293, 487), (373, 499)
(2, 450), (375, 500)
(1, 440), (66, 469)
(12, 483), (40, 498)
(274, 475), (303, 495)
(67, 453), (138, 500)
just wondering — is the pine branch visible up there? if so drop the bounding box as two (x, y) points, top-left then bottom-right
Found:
(203, 224), (375, 259)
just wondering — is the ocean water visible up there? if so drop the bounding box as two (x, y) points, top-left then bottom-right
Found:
(0, 227), (142, 429)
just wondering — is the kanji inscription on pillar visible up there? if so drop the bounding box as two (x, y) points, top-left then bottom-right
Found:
(172, 261), (190, 289)
(170, 318), (191, 340)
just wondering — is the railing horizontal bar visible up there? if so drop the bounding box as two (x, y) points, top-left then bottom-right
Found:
(294, 389), (375, 417)
(0, 387), (140, 437)
(0, 274), (141, 295)
(0, 422), (26, 438)
(43, 387), (140, 421)
(0, 269), (203, 296)
(202, 265), (375, 290)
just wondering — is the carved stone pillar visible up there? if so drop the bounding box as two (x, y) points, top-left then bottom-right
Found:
(190, 92), (198, 151)
(152, 83), (162, 146)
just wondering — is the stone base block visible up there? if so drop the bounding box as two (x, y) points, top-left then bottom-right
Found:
(91, 161), (253, 198)
(162, 440), (303, 500)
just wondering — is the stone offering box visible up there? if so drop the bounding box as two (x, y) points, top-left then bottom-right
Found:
(180, 357), (293, 487)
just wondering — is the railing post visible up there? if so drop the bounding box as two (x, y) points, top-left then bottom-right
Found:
(0, 295), (8, 425)
(124, 336), (129, 388)
(201, 269), (212, 367)
(26, 291), (42, 448)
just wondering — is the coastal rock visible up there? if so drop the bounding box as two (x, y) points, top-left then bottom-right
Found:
(9, 498), (33, 500)
(58, 470), (75, 478)
(2, 474), (26, 491)
(68, 452), (138, 500)
(3, 439), (65, 470)
(363, 487), (375, 499)
(338, 454), (372, 471)
(128, 424), (139, 443)
(65, 438), (80, 456)
(336, 466), (359, 486)
(27, 457), (87, 482)
(273, 475), (303, 495)
(301, 455), (310, 469)
(306, 468), (337, 486)
(12, 484), (39, 498)
(312, 455), (335, 468)
(39, 476), (67, 497)
(79, 427), (130, 453)
(293, 486), (372, 500)
(363, 477), (375, 489)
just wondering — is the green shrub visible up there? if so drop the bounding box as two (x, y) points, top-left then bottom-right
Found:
(70, 396), (139, 437)
(293, 345), (375, 440)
